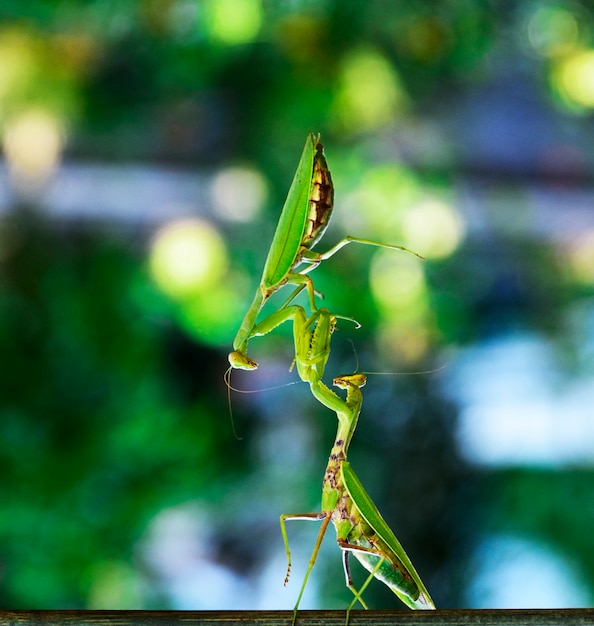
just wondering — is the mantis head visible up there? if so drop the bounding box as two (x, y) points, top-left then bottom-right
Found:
(333, 372), (367, 390)
(228, 350), (258, 371)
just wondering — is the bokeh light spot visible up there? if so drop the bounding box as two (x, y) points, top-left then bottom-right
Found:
(150, 219), (228, 299)
(2, 108), (63, 185)
(204, 0), (262, 45)
(211, 166), (268, 222)
(376, 320), (430, 363)
(369, 249), (427, 317)
(401, 197), (465, 260)
(566, 230), (594, 284)
(552, 48), (594, 110)
(0, 29), (36, 103)
(370, 250), (431, 363)
(332, 48), (407, 131)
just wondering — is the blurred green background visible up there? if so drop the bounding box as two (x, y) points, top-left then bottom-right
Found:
(1, 0), (594, 611)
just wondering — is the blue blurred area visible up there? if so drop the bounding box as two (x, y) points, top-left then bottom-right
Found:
(0, 0), (593, 612)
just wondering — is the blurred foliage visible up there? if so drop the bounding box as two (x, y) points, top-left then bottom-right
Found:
(0, 0), (499, 163)
(0, 210), (251, 606)
(0, 0), (594, 613)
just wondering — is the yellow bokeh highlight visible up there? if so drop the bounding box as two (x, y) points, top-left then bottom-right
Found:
(150, 219), (228, 299)
(2, 109), (64, 184)
(204, 0), (262, 45)
(566, 230), (594, 284)
(527, 5), (579, 57)
(0, 30), (37, 103)
(332, 48), (407, 132)
(401, 197), (465, 260)
(552, 48), (594, 110)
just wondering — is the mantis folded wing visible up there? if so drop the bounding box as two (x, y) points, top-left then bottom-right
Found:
(339, 460), (434, 610)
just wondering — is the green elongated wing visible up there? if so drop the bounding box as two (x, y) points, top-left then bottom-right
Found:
(261, 133), (316, 290)
(340, 461), (435, 610)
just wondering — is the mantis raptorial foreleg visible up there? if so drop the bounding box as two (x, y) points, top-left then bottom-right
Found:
(230, 304), (358, 418)
(229, 133), (423, 370)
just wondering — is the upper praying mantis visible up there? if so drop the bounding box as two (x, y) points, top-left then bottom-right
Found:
(228, 133), (422, 372)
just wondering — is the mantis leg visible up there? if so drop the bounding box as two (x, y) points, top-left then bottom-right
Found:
(229, 304), (362, 428)
(303, 236), (424, 264)
(341, 550), (370, 610)
(230, 304), (351, 408)
(229, 303), (313, 370)
(232, 272), (320, 357)
(338, 541), (388, 614)
(343, 551), (386, 626)
(280, 512), (333, 625)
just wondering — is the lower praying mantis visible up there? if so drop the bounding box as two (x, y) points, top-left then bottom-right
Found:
(272, 307), (435, 620)
(229, 132), (422, 373)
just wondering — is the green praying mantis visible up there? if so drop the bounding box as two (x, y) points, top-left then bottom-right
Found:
(279, 308), (435, 620)
(228, 132), (422, 372)
(227, 133), (434, 615)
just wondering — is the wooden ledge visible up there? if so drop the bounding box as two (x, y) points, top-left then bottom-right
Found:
(1, 610), (594, 626)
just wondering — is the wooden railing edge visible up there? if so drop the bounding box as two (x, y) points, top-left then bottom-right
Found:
(1, 609), (594, 626)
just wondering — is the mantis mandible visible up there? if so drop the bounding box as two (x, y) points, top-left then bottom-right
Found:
(280, 372), (435, 622)
(229, 132), (422, 372)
